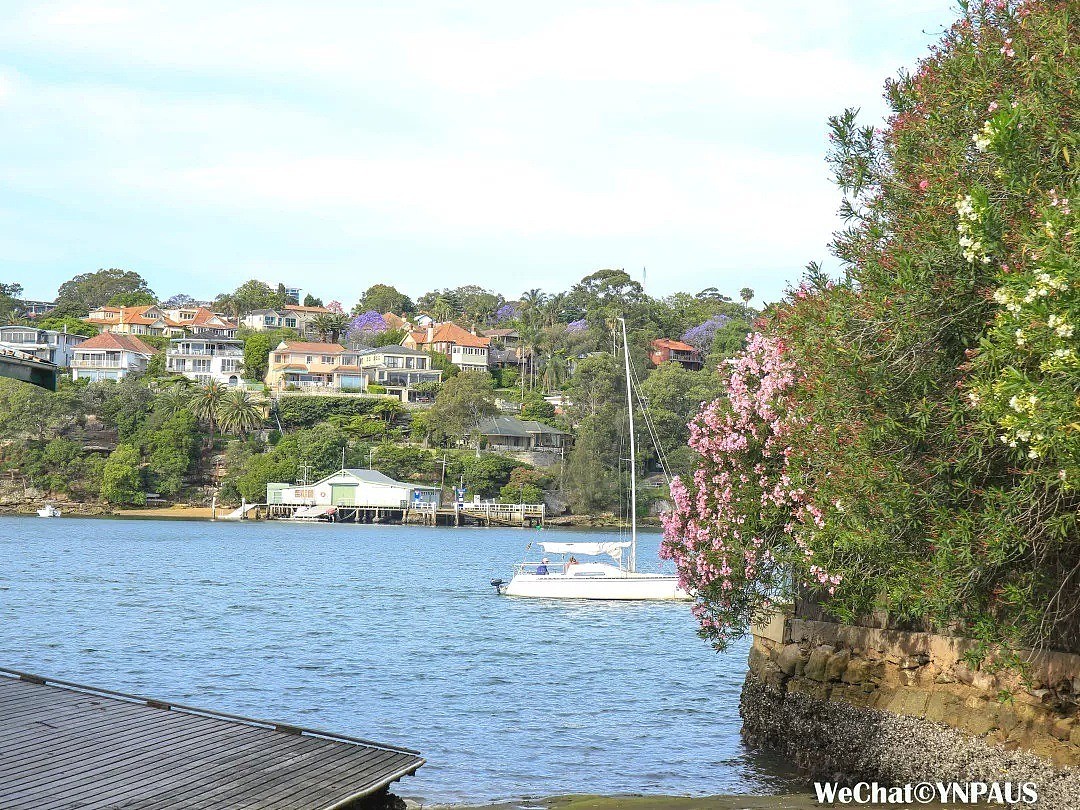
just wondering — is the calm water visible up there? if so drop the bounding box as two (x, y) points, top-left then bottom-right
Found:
(0, 516), (798, 803)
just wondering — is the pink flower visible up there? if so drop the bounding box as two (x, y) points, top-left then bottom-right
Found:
(918, 179), (929, 191)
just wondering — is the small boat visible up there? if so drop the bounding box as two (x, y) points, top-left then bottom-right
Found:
(37, 504), (61, 518)
(491, 540), (689, 600)
(491, 318), (689, 602)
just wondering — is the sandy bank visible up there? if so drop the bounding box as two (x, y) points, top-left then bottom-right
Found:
(422, 795), (821, 810)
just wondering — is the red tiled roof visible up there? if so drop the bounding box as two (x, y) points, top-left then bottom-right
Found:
(77, 332), (157, 355)
(382, 313), (407, 329)
(652, 338), (699, 354)
(278, 341), (346, 353)
(284, 304), (331, 313)
(411, 322), (490, 349)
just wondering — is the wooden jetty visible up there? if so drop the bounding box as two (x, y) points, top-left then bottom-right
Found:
(263, 501), (545, 527)
(0, 667), (425, 809)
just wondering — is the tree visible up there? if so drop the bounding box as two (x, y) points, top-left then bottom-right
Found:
(107, 290), (158, 307)
(739, 287), (754, 305)
(189, 381), (225, 444)
(664, 1), (1080, 654)
(355, 284), (414, 315)
(303, 293), (323, 307)
(428, 373), (496, 445)
(35, 315), (98, 337)
(162, 293), (197, 308)
(145, 410), (198, 496)
(240, 327), (297, 381)
(0, 282), (23, 319)
(100, 444), (145, 505)
(429, 297), (454, 322)
(217, 389), (263, 435)
(345, 311), (388, 347)
(565, 269), (645, 322)
(53, 269), (155, 317)
(215, 280), (284, 318)
(309, 312), (349, 343)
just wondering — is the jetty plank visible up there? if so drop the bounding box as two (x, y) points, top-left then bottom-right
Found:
(0, 668), (424, 810)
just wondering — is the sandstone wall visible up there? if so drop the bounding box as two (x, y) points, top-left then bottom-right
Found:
(742, 616), (1080, 809)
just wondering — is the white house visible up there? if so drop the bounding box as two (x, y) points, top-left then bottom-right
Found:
(70, 332), (156, 382)
(0, 325), (87, 367)
(166, 337), (245, 386)
(267, 469), (440, 509)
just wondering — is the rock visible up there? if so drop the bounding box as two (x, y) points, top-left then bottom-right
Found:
(804, 646), (835, 682)
(842, 657), (872, 684)
(898, 653), (930, 669)
(1070, 725), (1080, 747)
(825, 650), (850, 682)
(1051, 718), (1073, 741)
(954, 663), (975, 685)
(777, 643), (806, 676)
(747, 643), (770, 675)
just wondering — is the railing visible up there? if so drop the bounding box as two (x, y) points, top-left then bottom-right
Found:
(458, 502), (545, 517)
(167, 348), (243, 357)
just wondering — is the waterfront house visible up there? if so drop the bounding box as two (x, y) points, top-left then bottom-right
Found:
(267, 468), (440, 510)
(160, 306), (238, 338)
(401, 322), (490, 373)
(357, 346), (442, 400)
(475, 416), (570, 452)
(649, 338), (703, 370)
(480, 328), (521, 348)
(239, 304), (328, 339)
(22, 300), (57, 319)
(166, 337), (245, 385)
(70, 333), (156, 382)
(85, 305), (237, 338)
(0, 326), (86, 367)
(265, 340), (365, 390)
(381, 312), (408, 330)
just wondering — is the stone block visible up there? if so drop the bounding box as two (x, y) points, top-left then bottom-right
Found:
(961, 705), (997, 736)
(925, 691), (960, 724)
(899, 653), (930, 669)
(776, 643), (806, 676)
(747, 643), (770, 676)
(804, 646), (834, 682)
(825, 650), (850, 682)
(842, 657), (872, 684)
(1051, 718), (1073, 741)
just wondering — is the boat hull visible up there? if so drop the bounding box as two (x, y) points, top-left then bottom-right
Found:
(502, 572), (689, 601)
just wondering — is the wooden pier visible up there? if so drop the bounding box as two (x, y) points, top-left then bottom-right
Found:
(263, 501), (545, 527)
(0, 667), (425, 809)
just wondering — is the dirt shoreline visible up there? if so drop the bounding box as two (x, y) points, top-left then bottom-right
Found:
(0, 503), (657, 528)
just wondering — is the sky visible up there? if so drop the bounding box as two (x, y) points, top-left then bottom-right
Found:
(1, 1), (958, 308)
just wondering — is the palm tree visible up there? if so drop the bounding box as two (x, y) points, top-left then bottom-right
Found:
(216, 388), (263, 435)
(430, 297), (454, 323)
(189, 381), (225, 445)
(154, 382), (192, 418)
(310, 313), (349, 343)
(740, 287), (755, 305)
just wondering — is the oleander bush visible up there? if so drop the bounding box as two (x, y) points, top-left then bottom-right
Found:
(664, 0), (1079, 654)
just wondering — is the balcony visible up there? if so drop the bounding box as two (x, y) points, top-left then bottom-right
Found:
(167, 348), (243, 357)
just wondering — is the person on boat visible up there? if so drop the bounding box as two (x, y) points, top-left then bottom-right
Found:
(564, 555), (579, 573)
(536, 558), (549, 575)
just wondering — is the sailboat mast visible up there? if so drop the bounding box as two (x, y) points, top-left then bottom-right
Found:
(619, 317), (637, 573)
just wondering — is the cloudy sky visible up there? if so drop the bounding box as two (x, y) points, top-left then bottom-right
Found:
(1, 1), (955, 307)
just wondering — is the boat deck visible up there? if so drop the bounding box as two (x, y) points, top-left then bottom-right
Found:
(0, 667), (424, 809)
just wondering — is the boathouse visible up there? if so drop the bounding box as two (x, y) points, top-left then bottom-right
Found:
(267, 468), (439, 511)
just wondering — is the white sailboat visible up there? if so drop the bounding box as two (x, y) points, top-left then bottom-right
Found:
(37, 504), (61, 518)
(491, 318), (689, 601)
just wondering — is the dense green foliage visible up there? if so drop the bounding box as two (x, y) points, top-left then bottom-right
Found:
(666, 0), (1080, 654)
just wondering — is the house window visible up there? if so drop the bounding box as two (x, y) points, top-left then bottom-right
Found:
(274, 354), (283, 363)
(306, 355), (313, 363)
(285, 318), (297, 328)
(321, 355), (332, 364)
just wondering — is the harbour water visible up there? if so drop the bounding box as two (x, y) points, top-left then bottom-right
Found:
(0, 516), (800, 804)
